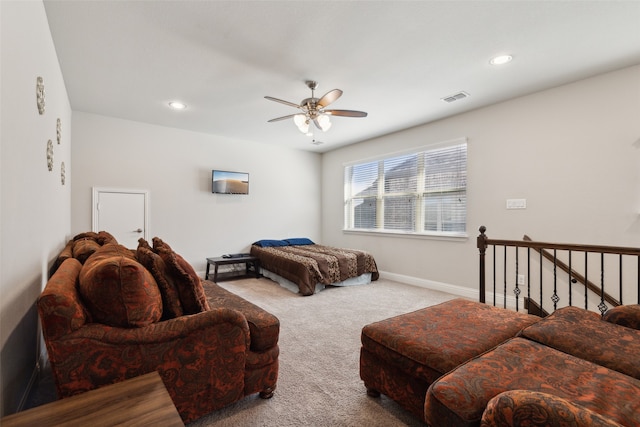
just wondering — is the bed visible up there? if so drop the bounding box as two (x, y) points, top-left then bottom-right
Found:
(250, 238), (379, 296)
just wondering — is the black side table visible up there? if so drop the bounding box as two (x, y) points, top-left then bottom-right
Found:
(205, 256), (261, 282)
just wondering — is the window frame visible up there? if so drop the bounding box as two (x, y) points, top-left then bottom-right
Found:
(343, 138), (468, 239)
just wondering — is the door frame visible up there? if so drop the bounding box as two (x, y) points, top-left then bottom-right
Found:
(91, 187), (150, 243)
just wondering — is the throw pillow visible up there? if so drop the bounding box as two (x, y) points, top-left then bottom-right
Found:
(84, 243), (137, 265)
(97, 230), (118, 245)
(79, 255), (162, 328)
(253, 239), (289, 247)
(72, 238), (101, 263)
(285, 237), (315, 246)
(49, 239), (75, 277)
(136, 244), (184, 319)
(73, 231), (99, 241)
(153, 237), (210, 314)
(138, 237), (153, 251)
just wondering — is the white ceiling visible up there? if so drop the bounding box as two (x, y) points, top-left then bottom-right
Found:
(43, 1), (640, 152)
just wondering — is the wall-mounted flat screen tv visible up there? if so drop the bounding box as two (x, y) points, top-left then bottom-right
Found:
(212, 170), (249, 195)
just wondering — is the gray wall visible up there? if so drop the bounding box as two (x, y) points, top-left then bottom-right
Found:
(2, 0), (639, 417)
(1, 1), (72, 416)
(322, 65), (640, 301)
(71, 112), (322, 275)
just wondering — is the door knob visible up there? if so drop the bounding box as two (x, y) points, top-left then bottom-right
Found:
(134, 228), (143, 233)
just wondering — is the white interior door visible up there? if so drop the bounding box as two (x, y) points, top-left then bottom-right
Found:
(92, 187), (149, 248)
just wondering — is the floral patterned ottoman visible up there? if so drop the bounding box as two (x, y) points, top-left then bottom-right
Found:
(359, 298), (540, 421)
(424, 337), (640, 427)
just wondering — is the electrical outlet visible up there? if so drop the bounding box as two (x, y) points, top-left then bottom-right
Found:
(517, 274), (525, 285)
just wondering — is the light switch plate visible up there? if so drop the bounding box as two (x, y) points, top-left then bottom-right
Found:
(506, 199), (527, 209)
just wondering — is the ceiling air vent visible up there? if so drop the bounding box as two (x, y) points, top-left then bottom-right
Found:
(441, 91), (470, 103)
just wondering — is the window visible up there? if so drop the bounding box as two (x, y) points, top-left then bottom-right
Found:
(344, 139), (467, 237)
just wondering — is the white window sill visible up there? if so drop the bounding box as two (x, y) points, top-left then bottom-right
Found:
(342, 229), (469, 242)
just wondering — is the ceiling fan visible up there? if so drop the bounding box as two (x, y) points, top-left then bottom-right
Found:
(265, 81), (367, 134)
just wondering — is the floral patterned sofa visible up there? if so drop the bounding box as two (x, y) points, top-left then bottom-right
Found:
(39, 231), (279, 423)
(360, 298), (640, 426)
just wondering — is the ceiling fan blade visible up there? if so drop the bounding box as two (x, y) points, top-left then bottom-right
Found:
(264, 96), (302, 109)
(317, 89), (343, 108)
(268, 114), (299, 123)
(324, 109), (368, 118)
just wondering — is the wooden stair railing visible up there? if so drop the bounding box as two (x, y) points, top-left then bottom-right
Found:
(522, 235), (620, 308)
(523, 298), (547, 318)
(478, 226), (640, 316)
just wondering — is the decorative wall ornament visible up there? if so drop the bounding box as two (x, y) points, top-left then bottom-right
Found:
(47, 139), (53, 171)
(56, 118), (62, 144)
(61, 162), (66, 185)
(36, 76), (45, 115)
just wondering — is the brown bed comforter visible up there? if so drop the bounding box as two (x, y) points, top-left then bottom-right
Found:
(250, 244), (379, 296)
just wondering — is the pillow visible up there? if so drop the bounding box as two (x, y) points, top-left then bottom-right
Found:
(138, 237), (153, 251)
(253, 239), (289, 247)
(285, 238), (315, 246)
(97, 230), (118, 245)
(72, 238), (101, 263)
(41, 258), (89, 337)
(73, 231), (99, 241)
(78, 255), (162, 328)
(84, 243), (137, 264)
(49, 239), (75, 277)
(603, 304), (640, 330)
(59, 239), (75, 259)
(153, 237), (210, 314)
(136, 244), (184, 320)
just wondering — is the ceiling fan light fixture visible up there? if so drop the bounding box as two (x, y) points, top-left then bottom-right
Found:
(294, 114), (309, 133)
(317, 114), (332, 132)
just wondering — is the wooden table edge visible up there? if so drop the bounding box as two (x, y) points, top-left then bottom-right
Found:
(1, 371), (184, 427)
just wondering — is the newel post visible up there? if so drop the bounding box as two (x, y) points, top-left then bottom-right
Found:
(477, 226), (488, 303)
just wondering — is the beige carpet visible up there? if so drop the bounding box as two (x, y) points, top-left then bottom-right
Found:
(188, 277), (457, 427)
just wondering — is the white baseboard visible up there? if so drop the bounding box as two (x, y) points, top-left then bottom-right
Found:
(379, 270), (478, 299)
(379, 270), (520, 310)
(17, 361), (41, 412)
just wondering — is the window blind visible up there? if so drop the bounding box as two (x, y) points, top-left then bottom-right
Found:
(344, 139), (467, 236)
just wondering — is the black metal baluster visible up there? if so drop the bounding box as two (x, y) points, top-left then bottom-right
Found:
(514, 247), (520, 312)
(503, 245), (507, 309)
(493, 245), (496, 306)
(552, 249), (559, 311)
(527, 248), (531, 314)
(568, 251), (573, 307)
(584, 252), (588, 310)
(598, 253), (607, 315)
(539, 250), (543, 316)
(619, 254), (623, 305)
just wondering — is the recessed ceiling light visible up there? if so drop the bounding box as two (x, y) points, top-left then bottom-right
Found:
(490, 54), (513, 65)
(168, 101), (187, 110)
